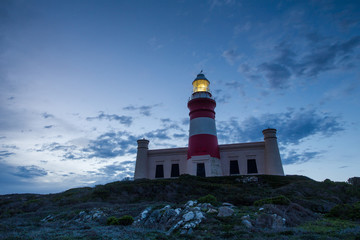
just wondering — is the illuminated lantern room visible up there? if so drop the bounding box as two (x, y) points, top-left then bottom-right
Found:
(192, 72), (210, 93)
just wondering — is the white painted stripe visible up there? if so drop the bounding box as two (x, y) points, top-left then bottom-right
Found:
(189, 117), (217, 137)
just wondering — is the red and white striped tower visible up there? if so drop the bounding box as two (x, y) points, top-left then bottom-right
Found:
(187, 72), (222, 177)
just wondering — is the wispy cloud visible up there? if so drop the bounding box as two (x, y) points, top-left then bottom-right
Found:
(222, 49), (242, 65)
(123, 104), (160, 116)
(42, 112), (54, 119)
(37, 142), (77, 152)
(86, 111), (133, 126)
(282, 150), (321, 165)
(98, 160), (135, 177)
(236, 35), (360, 90)
(84, 131), (137, 159)
(0, 150), (15, 160)
(12, 165), (48, 178)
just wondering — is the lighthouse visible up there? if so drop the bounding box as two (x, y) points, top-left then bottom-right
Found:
(186, 72), (222, 177)
(133, 72), (284, 179)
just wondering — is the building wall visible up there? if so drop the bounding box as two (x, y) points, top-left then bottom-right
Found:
(219, 142), (265, 176)
(142, 142), (267, 179)
(147, 147), (187, 179)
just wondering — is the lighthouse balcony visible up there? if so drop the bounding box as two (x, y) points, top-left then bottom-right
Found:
(189, 91), (214, 101)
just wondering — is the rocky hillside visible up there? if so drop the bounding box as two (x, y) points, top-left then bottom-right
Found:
(0, 175), (359, 239)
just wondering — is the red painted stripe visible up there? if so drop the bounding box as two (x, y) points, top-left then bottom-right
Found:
(189, 110), (215, 120)
(187, 134), (220, 159)
(188, 98), (216, 120)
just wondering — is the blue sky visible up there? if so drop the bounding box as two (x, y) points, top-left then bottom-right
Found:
(1, 0), (359, 194)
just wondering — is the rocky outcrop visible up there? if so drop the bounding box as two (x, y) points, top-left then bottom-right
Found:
(134, 200), (219, 235)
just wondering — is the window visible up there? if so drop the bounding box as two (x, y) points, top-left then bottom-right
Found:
(171, 164), (180, 177)
(247, 159), (258, 174)
(229, 160), (240, 175)
(196, 163), (206, 177)
(155, 165), (164, 178)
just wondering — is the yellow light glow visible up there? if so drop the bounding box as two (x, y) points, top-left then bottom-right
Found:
(193, 79), (209, 92)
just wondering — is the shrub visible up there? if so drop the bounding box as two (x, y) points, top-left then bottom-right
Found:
(107, 216), (119, 225)
(198, 194), (218, 206)
(92, 186), (110, 200)
(107, 215), (134, 226)
(326, 202), (360, 221)
(254, 195), (290, 206)
(347, 177), (360, 186)
(118, 215), (134, 225)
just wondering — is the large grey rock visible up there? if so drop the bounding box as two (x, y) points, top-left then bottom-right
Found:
(185, 200), (197, 208)
(144, 209), (162, 228)
(183, 211), (195, 222)
(73, 208), (106, 224)
(242, 219), (253, 228)
(207, 208), (218, 214)
(255, 213), (285, 229)
(159, 209), (178, 230)
(195, 211), (205, 220)
(217, 206), (234, 217)
(222, 202), (235, 208)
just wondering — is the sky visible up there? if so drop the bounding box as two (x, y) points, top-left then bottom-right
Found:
(0, 0), (359, 194)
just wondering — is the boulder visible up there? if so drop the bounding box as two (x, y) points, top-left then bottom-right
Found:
(242, 219), (252, 228)
(255, 213), (285, 229)
(207, 208), (218, 214)
(217, 206), (234, 217)
(222, 202), (235, 208)
(183, 211), (195, 222)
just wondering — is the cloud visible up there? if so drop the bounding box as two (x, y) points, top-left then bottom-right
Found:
(217, 108), (344, 145)
(84, 131), (137, 159)
(44, 125), (54, 129)
(173, 133), (187, 139)
(86, 111), (133, 126)
(0, 150), (15, 160)
(181, 118), (190, 126)
(236, 35), (360, 90)
(123, 104), (160, 116)
(145, 128), (171, 140)
(161, 118), (171, 123)
(42, 112), (54, 119)
(224, 81), (246, 97)
(11, 165), (48, 178)
(98, 160), (135, 176)
(37, 142), (76, 152)
(320, 81), (359, 104)
(259, 63), (291, 89)
(282, 150), (321, 165)
(222, 49), (242, 65)
(234, 22), (252, 34)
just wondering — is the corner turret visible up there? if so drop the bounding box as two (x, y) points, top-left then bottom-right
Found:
(262, 128), (284, 175)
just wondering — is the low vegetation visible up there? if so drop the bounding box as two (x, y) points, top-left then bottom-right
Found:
(253, 195), (291, 206)
(198, 194), (218, 206)
(0, 174), (359, 239)
(107, 215), (134, 226)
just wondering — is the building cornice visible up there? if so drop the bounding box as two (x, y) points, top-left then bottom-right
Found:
(148, 147), (188, 156)
(219, 142), (265, 151)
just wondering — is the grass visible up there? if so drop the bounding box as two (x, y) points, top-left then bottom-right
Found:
(1, 175), (360, 239)
(299, 218), (360, 239)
